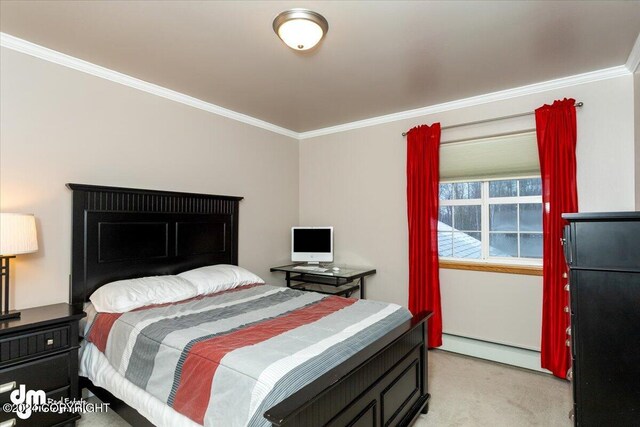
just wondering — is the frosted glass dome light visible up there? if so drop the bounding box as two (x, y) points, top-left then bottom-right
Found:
(273, 9), (328, 51)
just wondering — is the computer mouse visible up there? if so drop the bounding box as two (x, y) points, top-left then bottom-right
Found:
(332, 267), (340, 271)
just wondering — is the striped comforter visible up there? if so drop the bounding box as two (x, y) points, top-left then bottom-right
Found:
(86, 283), (411, 427)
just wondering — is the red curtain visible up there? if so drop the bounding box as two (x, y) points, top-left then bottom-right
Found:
(535, 98), (578, 379)
(407, 124), (443, 348)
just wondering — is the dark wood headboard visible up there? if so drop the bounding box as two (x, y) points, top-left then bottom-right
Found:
(67, 183), (243, 307)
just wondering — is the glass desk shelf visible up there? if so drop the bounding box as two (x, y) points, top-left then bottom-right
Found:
(270, 264), (376, 298)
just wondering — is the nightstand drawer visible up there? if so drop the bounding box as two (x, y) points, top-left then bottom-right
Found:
(0, 353), (71, 404)
(0, 386), (78, 427)
(0, 326), (70, 365)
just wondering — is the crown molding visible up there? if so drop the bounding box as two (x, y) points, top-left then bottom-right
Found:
(0, 32), (299, 140)
(625, 32), (640, 73)
(298, 65), (630, 139)
(1, 32), (634, 142)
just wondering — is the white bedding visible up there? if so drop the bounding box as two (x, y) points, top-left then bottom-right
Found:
(80, 341), (199, 427)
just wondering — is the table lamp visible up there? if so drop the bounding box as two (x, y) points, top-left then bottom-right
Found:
(0, 213), (38, 320)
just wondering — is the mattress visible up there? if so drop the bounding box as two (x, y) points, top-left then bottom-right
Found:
(81, 283), (411, 427)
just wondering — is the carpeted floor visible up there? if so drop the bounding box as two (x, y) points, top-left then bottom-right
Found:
(414, 350), (571, 426)
(78, 349), (571, 426)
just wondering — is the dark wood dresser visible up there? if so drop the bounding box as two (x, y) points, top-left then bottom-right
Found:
(0, 303), (86, 426)
(563, 212), (640, 426)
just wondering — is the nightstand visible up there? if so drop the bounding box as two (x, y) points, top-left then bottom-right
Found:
(0, 303), (86, 426)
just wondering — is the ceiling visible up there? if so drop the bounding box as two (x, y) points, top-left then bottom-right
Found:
(1, 1), (639, 133)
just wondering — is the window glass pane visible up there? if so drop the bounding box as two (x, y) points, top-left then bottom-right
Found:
(437, 232), (453, 257)
(439, 183), (453, 200)
(453, 205), (481, 231)
(452, 232), (481, 259)
(490, 233), (518, 257)
(520, 233), (543, 258)
(519, 178), (542, 196)
(441, 178), (544, 261)
(489, 204), (517, 231)
(519, 203), (542, 231)
(489, 179), (517, 197)
(438, 206), (453, 227)
(453, 182), (481, 199)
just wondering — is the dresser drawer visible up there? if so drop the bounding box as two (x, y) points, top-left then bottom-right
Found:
(0, 353), (71, 404)
(570, 221), (640, 270)
(0, 386), (79, 427)
(0, 326), (70, 366)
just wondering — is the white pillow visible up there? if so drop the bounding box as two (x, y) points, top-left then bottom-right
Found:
(90, 275), (197, 313)
(177, 264), (264, 296)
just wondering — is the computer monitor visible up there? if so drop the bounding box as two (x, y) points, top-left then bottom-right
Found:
(291, 227), (333, 263)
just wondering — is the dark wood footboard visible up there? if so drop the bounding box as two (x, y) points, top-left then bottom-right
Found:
(264, 312), (432, 427)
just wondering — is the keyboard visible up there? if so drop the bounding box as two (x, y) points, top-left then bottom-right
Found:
(292, 266), (328, 272)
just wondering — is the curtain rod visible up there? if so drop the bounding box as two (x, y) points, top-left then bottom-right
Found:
(401, 101), (583, 137)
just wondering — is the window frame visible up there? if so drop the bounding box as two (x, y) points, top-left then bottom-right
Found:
(439, 175), (543, 267)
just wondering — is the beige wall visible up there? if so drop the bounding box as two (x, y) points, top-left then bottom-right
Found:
(300, 75), (635, 350)
(0, 48), (299, 310)
(1, 42), (637, 353)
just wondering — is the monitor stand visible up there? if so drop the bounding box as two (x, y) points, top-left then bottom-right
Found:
(305, 261), (320, 265)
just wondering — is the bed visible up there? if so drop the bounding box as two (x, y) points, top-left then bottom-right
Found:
(68, 183), (431, 427)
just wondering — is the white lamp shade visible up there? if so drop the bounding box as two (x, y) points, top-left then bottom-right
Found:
(0, 213), (38, 256)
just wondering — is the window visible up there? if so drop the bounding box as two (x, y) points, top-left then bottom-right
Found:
(438, 177), (543, 263)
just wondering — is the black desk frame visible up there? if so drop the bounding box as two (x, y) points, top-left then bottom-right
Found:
(271, 267), (376, 299)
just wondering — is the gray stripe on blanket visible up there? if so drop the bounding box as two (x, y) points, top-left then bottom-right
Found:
(108, 284), (274, 369)
(126, 288), (315, 389)
(165, 293), (333, 407)
(247, 308), (411, 427)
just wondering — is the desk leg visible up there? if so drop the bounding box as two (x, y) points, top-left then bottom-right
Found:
(285, 272), (291, 288)
(360, 277), (366, 299)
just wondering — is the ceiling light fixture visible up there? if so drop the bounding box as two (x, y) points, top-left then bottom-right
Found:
(273, 9), (328, 51)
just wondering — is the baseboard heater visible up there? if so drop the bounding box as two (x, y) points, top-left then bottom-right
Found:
(439, 333), (549, 374)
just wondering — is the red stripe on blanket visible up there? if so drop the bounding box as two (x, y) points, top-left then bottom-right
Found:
(87, 313), (123, 353)
(172, 296), (356, 424)
(87, 283), (264, 352)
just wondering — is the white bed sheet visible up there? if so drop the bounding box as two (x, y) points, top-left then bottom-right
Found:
(80, 341), (200, 427)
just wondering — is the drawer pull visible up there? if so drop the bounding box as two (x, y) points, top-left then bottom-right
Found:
(564, 284), (570, 292)
(567, 368), (573, 381)
(566, 339), (571, 347)
(564, 306), (570, 313)
(0, 419), (16, 427)
(0, 381), (16, 394)
(0, 326), (69, 364)
(562, 272), (568, 279)
(569, 408), (575, 421)
(566, 326), (572, 336)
